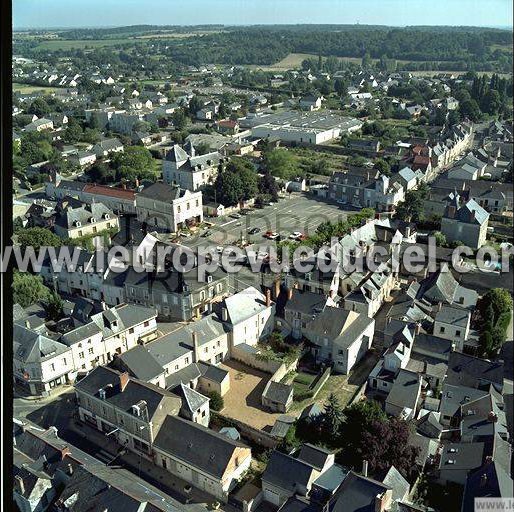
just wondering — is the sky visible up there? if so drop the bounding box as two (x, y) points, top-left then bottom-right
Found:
(13, 0), (513, 29)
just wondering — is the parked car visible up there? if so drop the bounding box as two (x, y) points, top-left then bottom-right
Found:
(268, 232), (280, 240)
(289, 231), (303, 240)
(202, 230), (213, 237)
(248, 227), (260, 234)
(230, 213), (241, 219)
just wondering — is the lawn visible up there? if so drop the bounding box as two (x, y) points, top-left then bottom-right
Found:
(13, 83), (61, 94)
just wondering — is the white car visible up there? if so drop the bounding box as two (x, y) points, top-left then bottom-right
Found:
(289, 231), (302, 240)
(268, 232), (280, 240)
(216, 246), (224, 254)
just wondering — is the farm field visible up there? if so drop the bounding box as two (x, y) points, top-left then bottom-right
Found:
(35, 38), (136, 50)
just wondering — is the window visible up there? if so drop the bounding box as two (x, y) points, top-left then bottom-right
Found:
(204, 347), (208, 353)
(62, 358), (67, 365)
(129, 328), (134, 334)
(162, 458), (167, 469)
(187, 203), (190, 210)
(144, 321), (149, 327)
(79, 352), (84, 359)
(175, 365), (179, 370)
(217, 340), (220, 347)
(440, 326), (445, 333)
(202, 410), (206, 417)
(50, 363), (55, 371)
(177, 206), (181, 213)
(78, 230), (83, 237)
(88, 348), (94, 354)
(456, 330), (461, 337)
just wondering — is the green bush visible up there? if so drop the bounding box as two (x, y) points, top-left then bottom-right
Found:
(208, 391), (224, 412)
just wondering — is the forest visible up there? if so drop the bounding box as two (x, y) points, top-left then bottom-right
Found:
(14, 24), (513, 72)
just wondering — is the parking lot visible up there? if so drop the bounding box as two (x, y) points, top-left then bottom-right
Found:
(184, 193), (351, 248)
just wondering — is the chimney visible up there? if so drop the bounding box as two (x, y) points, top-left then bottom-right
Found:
(487, 411), (498, 423)
(67, 463), (74, 475)
(470, 209), (476, 221)
(447, 205), (456, 218)
(60, 446), (71, 460)
(101, 300), (108, 311)
(135, 178), (140, 188)
(415, 323), (421, 335)
(25, 319), (30, 328)
(119, 372), (130, 392)
(362, 460), (369, 477)
(437, 302), (443, 312)
(221, 307), (228, 322)
(122, 182), (127, 190)
(287, 287), (293, 300)
(480, 473), (488, 488)
(329, 288), (336, 299)
(14, 475), (25, 496)
(265, 288), (271, 308)
(274, 279), (281, 299)
(375, 490), (392, 512)
(192, 331), (199, 363)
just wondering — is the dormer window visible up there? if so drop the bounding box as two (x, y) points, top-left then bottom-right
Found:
(90, 217), (96, 223)
(74, 221), (82, 227)
(104, 213), (110, 220)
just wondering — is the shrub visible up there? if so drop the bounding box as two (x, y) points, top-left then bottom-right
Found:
(208, 391), (224, 412)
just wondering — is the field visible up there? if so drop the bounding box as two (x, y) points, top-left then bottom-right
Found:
(35, 38), (136, 50)
(13, 82), (61, 93)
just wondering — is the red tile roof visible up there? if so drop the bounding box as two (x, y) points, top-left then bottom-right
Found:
(83, 184), (136, 201)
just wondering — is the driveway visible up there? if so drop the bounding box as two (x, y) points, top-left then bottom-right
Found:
(219, 360), (283, 431)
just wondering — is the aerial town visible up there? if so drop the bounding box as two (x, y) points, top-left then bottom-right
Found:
(10, 9), (514, 512)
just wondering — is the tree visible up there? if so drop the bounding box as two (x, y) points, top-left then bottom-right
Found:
(64, 118), (83, 143)
(214, 159), (258, 206)
(321, 393), (344, 442)
(481, 89), (502, 116)
(188, 96), (204, 117)
(459, 98), (481, 122)
(112, 146), (153, 172)
(259, 171), (279, 201)
(360, 418), (420, 480)
(362, 52), (372, 69)
(394, 183), (430, 223)
(15, 227), (63, 251)
(432, 231), (447, 247)
(171, 110), (189, 130)
(263, 148), (297, 180)
(373, 159), (391, 176)
(20, 132), (53, 165)
(208, 391), (224, 411)
(86, 162), (116, 184)
(45, 290), (64, 321)
(27, 97), (51, 117)
(13, 271), (50, 308)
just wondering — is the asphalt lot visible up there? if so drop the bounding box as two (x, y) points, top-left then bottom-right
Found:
(185, 193), (350, 248)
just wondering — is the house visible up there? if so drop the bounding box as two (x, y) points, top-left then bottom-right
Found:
(303, 307), (375, 374)
(92, 138), (124, 157)
(262, 445), (336, 506)
(74, 366), (182, 456)
(60, 303), (158, 376)
(48, 113), (69, 127)
(111, 344), (166, 388)
(440, 194), (489, 249)
(173, 382), (210, 427)
(299, 95), (324, 111)
(25, 118), (54, 132)
(153, 415), (251, 501)
(438, 442), (486, 486)
(445, 352), (504, 393)
(13, 321), (75, 397)
(384, 369), (422, 420)
(433, 304), (471, 351)
(68, 151), (97, 167)
(53, 201), (118, 240)
(262, 381), (294, 412)
(284, 289), (329, 339)
(448, 152), (487, 181)
(216, 119), (240, 135)
(221, 286), (275, 349)
(135, 182), (203, 233)
(163, 143), (224, 191)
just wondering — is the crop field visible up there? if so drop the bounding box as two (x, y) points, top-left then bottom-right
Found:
(35, 38), (136, 50)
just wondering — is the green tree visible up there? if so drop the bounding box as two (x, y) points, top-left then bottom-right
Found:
(264, 148), (297, 179)
(321, 393), (344, 442)
(208, 391), (224, 411)
(64, 118), (83, 143)
(27, 98), (51, 117)
(15, 227), (63, 251)
(45, 290), (64, 321)
(171, 110), (189, 130)
(432, 231), (447, 247)
(13, 271), (50, 308)
(459, 98), (481, 122)
(373, 158), (391, 176)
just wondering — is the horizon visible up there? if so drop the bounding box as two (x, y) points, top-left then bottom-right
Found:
(13, 0), (513, 30)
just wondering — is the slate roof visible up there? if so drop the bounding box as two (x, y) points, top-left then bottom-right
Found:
(116, 345), (164, 381)
(386, 369), (421, 411)
(165, 363), (202, 389)
(285, 289), (327, 316)
(382, 466), (409, 503)
(74, 366), (180, 420)
(136, 182), (183, 202)
(304, 307), (373, 350)
(439, 442), (485, 471)
(14, 324), (70, 365)
(153, 416), (248, 479)
(329, 472), (391, 512)
(146, 334), (192, 368)
(446, 352), (504, 391)
(297, 444), (332, 471)
(54, 201), (115, 230)
(175, 383), (209, 414)
(263, 381), (293, 405)
(439, 384), (489, 421)
(262, 450), (317, 492)
(448, 199), (489, 226)
(197, 361), (229, 384)
(435, 304), (470, 327)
